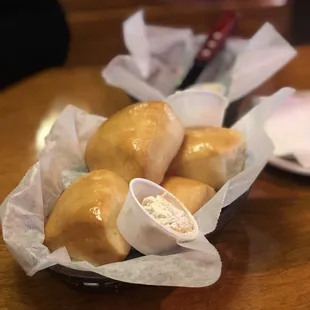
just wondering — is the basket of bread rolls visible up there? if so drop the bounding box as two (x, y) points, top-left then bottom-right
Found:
(1, 87), (294, 290)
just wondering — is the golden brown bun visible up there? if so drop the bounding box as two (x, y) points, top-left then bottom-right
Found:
(85, 101), (184, 184)
(161, 176), (215, 214)
(168, 127), (246, 190)
(45, 170), (130, 266)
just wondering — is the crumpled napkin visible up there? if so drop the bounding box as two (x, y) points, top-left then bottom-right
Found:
(265, 91), (310, 168)
(102, 9), (296, 103)
(103, 10), (206, 101)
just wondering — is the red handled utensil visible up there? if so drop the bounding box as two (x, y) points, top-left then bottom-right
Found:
(176, 11), (238, 90)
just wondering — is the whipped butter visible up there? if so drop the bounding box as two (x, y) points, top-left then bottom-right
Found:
(142, 194), (194, 233)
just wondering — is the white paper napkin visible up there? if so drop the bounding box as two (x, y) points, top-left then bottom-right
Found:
(227, 23), (296, 102)
(103, 10), (206, 101)
(265, 91), (310, 168)
(102, 10), (296, 103)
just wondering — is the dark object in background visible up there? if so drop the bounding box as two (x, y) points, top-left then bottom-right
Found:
(0, 0), (70, 90)
(292, 0), (310, 45)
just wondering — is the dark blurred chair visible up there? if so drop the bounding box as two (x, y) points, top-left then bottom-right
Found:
(0, 0), (69, 89)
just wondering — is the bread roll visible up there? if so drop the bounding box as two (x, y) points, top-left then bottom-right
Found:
(168, 127), (246, 190)
(45, 170), (130, 266)
(85, 101), (184, 184)
(162, 176), (215, 214)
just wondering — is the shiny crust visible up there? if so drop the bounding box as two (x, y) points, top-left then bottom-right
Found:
(168, 127), (246, 190)
(45, 170), (130, 266)
(85, 102), (185, 184)
(161, 176), (216, 214)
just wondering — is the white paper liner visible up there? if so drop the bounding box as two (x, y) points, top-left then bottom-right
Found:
(227, 23), (297, 102)
(102, 10), (296, 103)
(1, 87), (294, 287)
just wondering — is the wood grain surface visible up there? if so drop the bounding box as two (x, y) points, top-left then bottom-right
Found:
(1, 45), (310, 309)
(59, 0), (291, 66)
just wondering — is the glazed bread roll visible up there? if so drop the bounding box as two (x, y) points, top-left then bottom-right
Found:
(168, 127), (246, 190)
(162, 176), (216, 214)
(45, 170), (130, 266)
(85, 101), (184, 184)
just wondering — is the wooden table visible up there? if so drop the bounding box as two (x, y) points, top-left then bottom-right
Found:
(0, 46), (310, 310)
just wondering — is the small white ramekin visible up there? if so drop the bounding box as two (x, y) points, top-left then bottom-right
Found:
(117, 178), (199, 255)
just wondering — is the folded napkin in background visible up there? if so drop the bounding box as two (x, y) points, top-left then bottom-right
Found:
(102, 10), (296, 103)
(103, 10), (206, 101)
(265, 92), (310, 168)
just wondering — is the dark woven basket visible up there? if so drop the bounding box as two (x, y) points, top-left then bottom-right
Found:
(49, 189), (249, 292)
